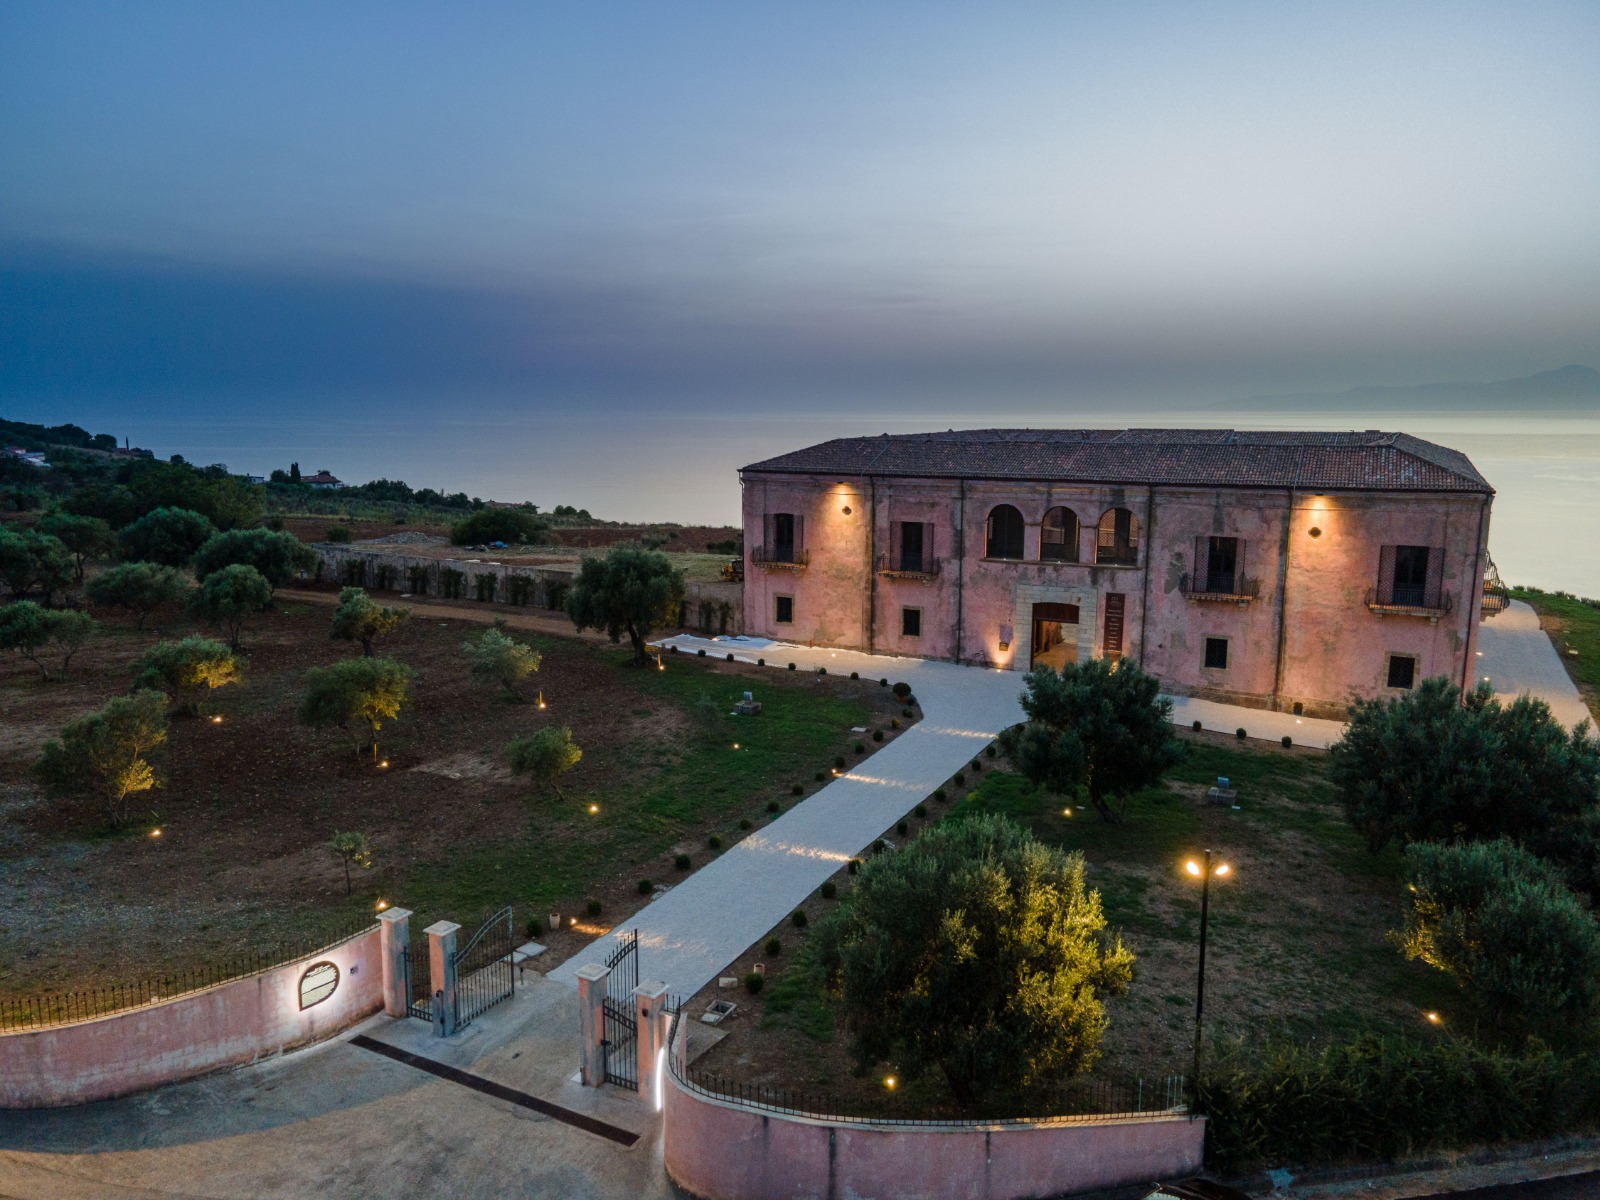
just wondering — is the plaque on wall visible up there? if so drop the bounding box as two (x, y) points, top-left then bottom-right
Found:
(299, 961), (339, 1010)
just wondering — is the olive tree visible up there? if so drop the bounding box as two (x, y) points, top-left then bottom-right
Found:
(507, 726), (581, 798)
(1001, 658), (1186, 823)
(0, 528), (74, 601)
(817, 812), (1133, 1111)
(116, 506), (216, 567)
(0, 601), (95, 679)
(193, 528), (316, 590)
(86, 561), (192, 629)
(38, 512), (114, 582)
(466, 626), (542, 699)
(297, 656), (413, 757)
(188, 563), (272, 648)
(33, 689), (168, 827)
(329, 587), (410, 656)
(328, 831), (373, 895)
(133, 636), (242, 715)
(565, 544), (686, 666)
(1399, 838), (1600, 1037)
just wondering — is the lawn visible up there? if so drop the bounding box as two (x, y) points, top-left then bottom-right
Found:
(689, 731), (1453, 1111)
(1512, 585), (1600, 722)
(0, 597), (903, 1000)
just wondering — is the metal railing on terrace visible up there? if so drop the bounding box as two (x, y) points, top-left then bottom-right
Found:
(1178, 572), (1260, 603)
(0, 919), (375, 1032)
(1365, 586), (1454, 617)
(877, 553), (941, 579)
(751, 545), (809, 570)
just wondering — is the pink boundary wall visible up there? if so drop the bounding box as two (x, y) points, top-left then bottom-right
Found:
(663, 1070), (1205, 1200)
(0, 926), (382, 1108)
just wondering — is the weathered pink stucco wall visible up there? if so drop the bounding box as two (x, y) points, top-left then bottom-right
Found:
(0, 927), (381, 1108)
(742, 470), (1490, 717)
(664, 1070), (1205, 1200)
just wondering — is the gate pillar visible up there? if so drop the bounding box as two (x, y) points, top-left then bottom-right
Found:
(377, 907), (412, 1018)
(633, 979), (670, 1108)
(425, 921), (461, 1037)
(575, 963), (609, 1086)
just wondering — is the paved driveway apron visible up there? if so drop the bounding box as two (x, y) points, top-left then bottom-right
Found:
(549, 638), (1028, 998)
(1477, 600), (1593, 730)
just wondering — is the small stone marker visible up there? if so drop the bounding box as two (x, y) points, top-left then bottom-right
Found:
(733, 690), (762, 716)
(850, 726), (867, 733)
(718, 976), (738, 989)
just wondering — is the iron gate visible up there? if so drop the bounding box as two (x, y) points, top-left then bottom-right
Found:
(451, 906), (515, 1030)
(601, 930), (639, 1090)
(401, 941), (437, 1025)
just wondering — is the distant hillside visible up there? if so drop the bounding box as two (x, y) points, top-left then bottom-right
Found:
(1230, 365), (1600, 412)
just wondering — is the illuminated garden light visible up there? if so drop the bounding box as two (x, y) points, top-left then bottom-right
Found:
(1425, 1011), (1441, 1024)
(588, 804), (600, 814)
(884, 1076), (896, 1090)
(379, 760), (389, 769)
(1062, 807), (1073, 818)
(149, 828), (162, 839)
(376, 899), (389, 912)
(210, 715), (224, 724)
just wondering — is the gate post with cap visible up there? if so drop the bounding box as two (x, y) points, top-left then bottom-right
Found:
(377, 907), (412, 1018)
(425, 920), (460, 1037)
(576, 963), (609, 1085)
(633, 979), (670, 1106)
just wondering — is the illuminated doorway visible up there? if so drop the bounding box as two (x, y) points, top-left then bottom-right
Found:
(1030, 602), (1080, 671)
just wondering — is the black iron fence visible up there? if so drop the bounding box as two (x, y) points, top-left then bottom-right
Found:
(0, 920), (376, 1032)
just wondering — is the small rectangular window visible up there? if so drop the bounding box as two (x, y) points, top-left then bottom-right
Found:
(901, 607), (922, 638)
(1204, 637), (1229, 670)
(774, 595), (794, 624)
(1386, 654), (1416, 689)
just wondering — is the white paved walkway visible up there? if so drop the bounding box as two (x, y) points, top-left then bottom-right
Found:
(1477, 600), (1593, 730)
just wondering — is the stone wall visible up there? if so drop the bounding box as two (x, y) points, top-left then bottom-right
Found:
(0, 927), (381, 1108)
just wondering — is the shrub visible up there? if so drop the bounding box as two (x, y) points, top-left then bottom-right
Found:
(133, 636), (241, 715)
(915, 803), (927, 818)
(821, 881), (837, 899)
(880, 678), (888, 687)
(903, 707), (913, 717)
(791, 909), (808, 928)
(638, 879), (653, 894)
(193, 528), (315, 589)
(726, 653), (734, 661)
(1236, 727), (1247, 740)
(299, 657), (414, 757)
(873, 730), (883, 742)
(935, 788), (947, 803)
(117, 506), (216, 567)
(1193, 720), (1203, 731)
(892, 681), (911, 698)
(506, 727), (582, 798)
(328, 831), (372, 895)
(985, 744), (997, 758)
(767, 800), (781, 813)
(739, 818), (752, 830)
(847, 858), (860, 874)
(670, 644), (679, 653)
(757, 657), (765, 666)
(449, 508), (549, 546)
(697, 648), (706, 657)
(188, 563), (272, 649)
(675, 853), (691, 870)
(708, 834), (722, 850)
(891, 718), (901, 730)
(33, 690), (168, 828)
(873, 838), (887, 854)
(814, 771), (825, 782)
(765, 936), (782, 956)
(37, 512), (113, 582)
(970, 760), (982, 772)
(854, 742), (865, 754)
(817, 666), (826, 675)
(466, 627), (542, 699)
(331, 587), (411, 656)
(586, 898), (602, 917)
(897, 820), (909, 836)
(1281, 735), (1293, 748)
(326, 525), (351, 543)
(788, 662), (796, 670)
(0, 602), (95, 680)
(954, 771), (965, 787)
(791, 783), (803, 795)
(834, 755), (846, 769)
(86, 561), (191, 629)
(850, 671), (859, 680)
(744, 971), (765, 994)
(525, 917), (543, 938)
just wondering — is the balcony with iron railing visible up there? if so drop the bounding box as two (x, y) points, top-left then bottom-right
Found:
(1366, 585), (1454, 621)
(1480, 554), (1510, 618)
(751, 545), (809, 572)
(877, 553), (941, 581)
(1178, 572), (1260, 604)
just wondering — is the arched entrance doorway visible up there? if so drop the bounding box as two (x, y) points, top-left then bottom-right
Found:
(1030, 602), (1080, 671)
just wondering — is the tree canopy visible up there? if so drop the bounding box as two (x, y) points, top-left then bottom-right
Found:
(192, 528), (316, 589)
(466, 626), (542, 699)
(117, 506), (217, 567)
(565, 544), (686, 666)
(329, 587), (411, 656)
(187, 563), (272, 648)
(37, 512), (114, 581)
(1330, 678), (1600, 898)
(85, 561), (192, 629)
(506, 726), (582, 797)
(33, 689), (168, 827)
(817, 812), (1133, 1110)
(297, 656), (413, 755)
(1398, 838), (1600, 1037)
(0, 528), (74, 601)
(134, 636), (242, 715)
(1001, 658), (1185, 822)
(0, 601), (95, 679)
(449, 508), (549, 546)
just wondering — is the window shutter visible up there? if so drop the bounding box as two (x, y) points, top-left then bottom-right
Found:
(924, 522), (936, 564)
(1378, 545), (1396, 604)
(794, 513), (804, 557)
(1193, 536), (1207, 591)
(1426, 546), (1444, 609)
(764, 513), (773, 556)
(1236, 539), (1247, 592)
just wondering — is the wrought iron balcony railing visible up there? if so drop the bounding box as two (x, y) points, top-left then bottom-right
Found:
(1366, 586), (1454, 620)
(751, 545), (808, 571)
(877, 554), (941, 580)
(1178, 573), (1260, 603)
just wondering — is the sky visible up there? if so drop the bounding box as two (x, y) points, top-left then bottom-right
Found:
(2, 1), (1598, 523)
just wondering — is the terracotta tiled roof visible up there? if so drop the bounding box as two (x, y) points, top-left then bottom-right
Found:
(741, 429), (1491, 493)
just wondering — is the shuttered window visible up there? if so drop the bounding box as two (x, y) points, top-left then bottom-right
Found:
(895, 521), (934, 572)
(1378, 545), (1444, 608)
(1192, 536), (1243, 594)
(767, 513), (804, 564)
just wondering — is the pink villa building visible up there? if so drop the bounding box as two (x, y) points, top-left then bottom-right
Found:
(740, 429), (1495, 719)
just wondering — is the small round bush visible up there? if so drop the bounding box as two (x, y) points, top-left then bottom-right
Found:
(891, 718), (901, 730)
(872, 729), (883, 742)
(790, 910), (808, 929)
(953, 771), (965, 787)
(697, 648), (706, 657)
(739, 817), (752, 830)
(834, 755), (846, 769)
(675, 853), (691, 870)
(896, 820), (909, 836)
(788, 662), (797, 671)
(670, 644), (679, 654)
(1192, 719), (1202, 731)
(765, 936), (782, 956)
(726, 653), (734, 662)
(892, 681), (911, 698)
(1281, 735), (1293, 748)
(817, 666), (827, 675)
(791, 783), (803, 795)
(985, 744), (997, 758)
(934, 788), (948, 803)
(970, 760), (982, 772)
(847, 858), (860, 874)
(915, 803), (927, 818)
(903, 707), (914, 718)
(586, 898), (602, 917)
(744, 971), (764, 994)
(873, 838), (887, 855)
(708, 834), (722, 850)
(1236, 727), (1247, 740)
(525, 917), (543, 938)
(757, 657), (765, 666)
(879, 678), (889, 687)
(820, 881), (836, 899)
(854, 742), (865, 754)
(814, 771), (825, 782)
(638, 878), (653, 894)
(767, 799), (781, 813)
(849, 671), (859, 680)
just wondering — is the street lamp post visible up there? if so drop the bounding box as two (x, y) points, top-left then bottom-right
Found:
(1185, 849), (1230, 1108)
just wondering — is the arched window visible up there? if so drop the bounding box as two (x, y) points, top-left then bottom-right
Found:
(985, 504), (1025, 560)
(1039, 507), (1080, 562)
(1096, 507), (1140, 566)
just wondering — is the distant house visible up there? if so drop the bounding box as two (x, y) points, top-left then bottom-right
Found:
(301, 470), (344, 490)
(3, 446), (48, 468)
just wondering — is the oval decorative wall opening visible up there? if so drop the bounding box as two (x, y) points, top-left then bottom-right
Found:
(299, 962), (339, 1010)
